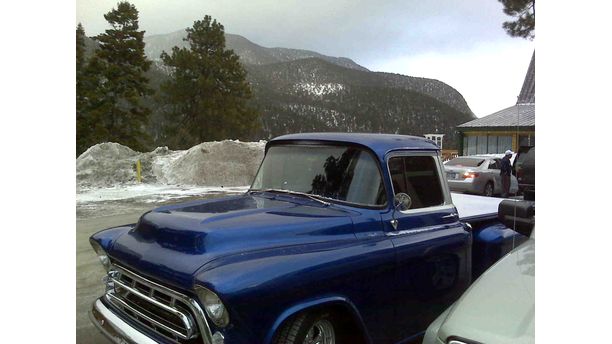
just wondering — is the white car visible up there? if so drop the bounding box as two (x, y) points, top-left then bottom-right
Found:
(445, 155), (518, 197)
(423, 201), (534, 344)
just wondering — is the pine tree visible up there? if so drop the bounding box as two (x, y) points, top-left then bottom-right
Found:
(159, 16), (259, 149)
(93, 1), (153, 151)
(498, 0), (535, 40)
(76, 23), (109, 156)
(76, 23), (88, 155)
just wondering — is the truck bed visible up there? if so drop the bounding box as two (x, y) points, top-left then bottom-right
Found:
(451, 193), (504, 222)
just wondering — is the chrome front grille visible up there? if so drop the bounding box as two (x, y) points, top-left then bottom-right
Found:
(104, 265), (213, 344)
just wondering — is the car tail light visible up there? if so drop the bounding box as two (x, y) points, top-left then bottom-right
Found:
(463, 172), (479, 179)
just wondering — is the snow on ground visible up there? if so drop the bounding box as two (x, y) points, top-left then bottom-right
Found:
(294, 82), (345, 96)
(77, 184), (249, 204)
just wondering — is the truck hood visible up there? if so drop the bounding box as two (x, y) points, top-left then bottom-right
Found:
(107, 193), (356, 291)
(437, 237), (535, 344)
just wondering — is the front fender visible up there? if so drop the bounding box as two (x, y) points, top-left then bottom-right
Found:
(263, 295), (372, 344)
(194, 236), (395, 343)
(90, 224), (134, 251)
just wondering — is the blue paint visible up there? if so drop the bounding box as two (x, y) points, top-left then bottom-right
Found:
(471, 221), (527, 278)
(90, 133), (514, 344)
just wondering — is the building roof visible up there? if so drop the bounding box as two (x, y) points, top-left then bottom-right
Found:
(517, 52), (535, 104)
(268, 132), (439, 159)
(458, 51), (535, 131)
(457, 104), (535, 129)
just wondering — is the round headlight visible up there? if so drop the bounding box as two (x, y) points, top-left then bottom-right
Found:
(195, 285), (229, 327)
(90, 239), (111, 271)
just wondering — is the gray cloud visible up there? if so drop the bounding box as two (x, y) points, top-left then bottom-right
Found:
(78, 1), (520, 61)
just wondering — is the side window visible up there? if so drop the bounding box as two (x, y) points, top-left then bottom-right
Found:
(389, 155), (445, 210)
(488, 160), (500, 170)
(389, 157), (407, 197)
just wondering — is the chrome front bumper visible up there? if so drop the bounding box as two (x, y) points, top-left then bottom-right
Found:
(89, 298), (159, 344)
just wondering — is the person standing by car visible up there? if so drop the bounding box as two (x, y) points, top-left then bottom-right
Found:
(500, 150), (513, 197)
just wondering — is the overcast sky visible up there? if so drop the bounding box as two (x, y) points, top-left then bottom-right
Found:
(77, 0), (535, 117)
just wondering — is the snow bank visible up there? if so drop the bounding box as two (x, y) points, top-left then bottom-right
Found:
(76, 140), (266, 190)
(158, 140), (266, 186)
(76, 142), (141, 188)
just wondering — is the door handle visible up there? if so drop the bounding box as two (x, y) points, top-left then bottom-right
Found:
(442, 213), (458, 220)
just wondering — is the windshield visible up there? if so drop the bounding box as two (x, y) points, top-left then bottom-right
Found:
(251, 144), (387, 206)
(445, 157), (485, 167)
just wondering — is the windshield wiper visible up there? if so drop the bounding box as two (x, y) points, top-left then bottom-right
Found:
(248, 188), (331, 206)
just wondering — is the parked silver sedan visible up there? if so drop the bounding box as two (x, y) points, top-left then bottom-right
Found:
(444, 155), (518, 197)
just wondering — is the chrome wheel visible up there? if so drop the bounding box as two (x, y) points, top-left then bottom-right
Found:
(484, 183), (494, 197)
(303, 319), (335, 344)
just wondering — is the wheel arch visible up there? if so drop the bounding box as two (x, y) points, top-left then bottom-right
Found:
(264, 295), (372, 344)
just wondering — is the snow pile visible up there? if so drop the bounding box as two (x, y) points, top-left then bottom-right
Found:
(76, 142), (142, 188)
(294, 82), (345, 96)
(76, 140), (266, 190)
(158, 140), (266, 186)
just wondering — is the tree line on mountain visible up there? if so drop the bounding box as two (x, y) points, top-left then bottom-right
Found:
(76, 1), (258, 155)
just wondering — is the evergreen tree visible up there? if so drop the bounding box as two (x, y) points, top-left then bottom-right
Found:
(93, 1), (153, 151)
(498, 0), (535, 40)
(76, 23), (88, 155)
(76, 23), (109, 156)
(76, 23), (86, 73)
(159, 16), (259, 149)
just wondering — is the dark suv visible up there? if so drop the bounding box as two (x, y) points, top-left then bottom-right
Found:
(513, 146), (535, 200)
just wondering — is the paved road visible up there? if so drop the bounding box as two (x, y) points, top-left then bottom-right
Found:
(76, 192), (239, 343)
(76, 210), (148, 344)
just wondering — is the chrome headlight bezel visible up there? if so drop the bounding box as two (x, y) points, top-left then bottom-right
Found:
(90, 239), (111, 271)
(194, 285), (230, 328)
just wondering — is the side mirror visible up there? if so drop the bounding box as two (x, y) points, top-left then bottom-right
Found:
(394, 193), (412, 211)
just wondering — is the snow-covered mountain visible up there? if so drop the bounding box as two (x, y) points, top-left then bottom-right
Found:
(144, 30), (369, 71)
(85, 30), (475, 148)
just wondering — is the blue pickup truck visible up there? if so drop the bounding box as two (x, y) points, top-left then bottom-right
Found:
(89, 133), (527, 344)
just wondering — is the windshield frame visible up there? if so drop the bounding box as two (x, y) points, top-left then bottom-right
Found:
(249, 142), (389, 209)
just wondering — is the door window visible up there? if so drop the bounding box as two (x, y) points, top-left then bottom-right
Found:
(488, 159), (500, 170)
(388, 155), (444, 210)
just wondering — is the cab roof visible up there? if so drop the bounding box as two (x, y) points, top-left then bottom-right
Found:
(268, 133), (439, 160)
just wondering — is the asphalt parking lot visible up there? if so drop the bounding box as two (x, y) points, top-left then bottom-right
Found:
(76, 210), (146, 344)
(76, 192), (238, 343)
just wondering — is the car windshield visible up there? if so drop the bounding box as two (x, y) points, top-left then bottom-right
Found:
(445, 157), (485, 167)
(251, 144), (387, 206)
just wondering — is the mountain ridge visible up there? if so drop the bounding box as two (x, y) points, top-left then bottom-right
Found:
(82, 29), (476, 149)
(144, 29), (369, 72)
(244, 57), (475, 147)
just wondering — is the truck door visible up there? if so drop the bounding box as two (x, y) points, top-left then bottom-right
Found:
(381, 152), (472, 342)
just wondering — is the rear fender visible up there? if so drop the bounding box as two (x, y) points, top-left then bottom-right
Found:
(264, 295), (372, 344)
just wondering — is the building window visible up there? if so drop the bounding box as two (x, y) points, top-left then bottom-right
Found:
(424, 134), (444, 149)
(467, 136), (477, 155)
(463, 134), (513, 155)
(498, 136), (512, 152)
(477, 136), (487, 154)
(488, 136), (498, 154)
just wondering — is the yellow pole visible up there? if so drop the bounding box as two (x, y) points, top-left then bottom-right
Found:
(136, 159), (142, 183)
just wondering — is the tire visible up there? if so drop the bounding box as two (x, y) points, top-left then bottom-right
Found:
(274, 311), (336, 344)
(483, 182), (494, 197)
